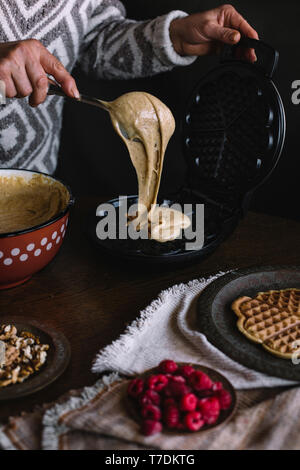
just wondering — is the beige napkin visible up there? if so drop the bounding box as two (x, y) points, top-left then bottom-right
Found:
(42, 380), (276, 450)
(1, 373), (298, 450)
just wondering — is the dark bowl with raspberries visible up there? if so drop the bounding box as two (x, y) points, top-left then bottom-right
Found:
(126, 360), (237, 436)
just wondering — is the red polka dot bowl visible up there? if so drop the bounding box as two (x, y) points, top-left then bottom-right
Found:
(0, 169), (74, 289)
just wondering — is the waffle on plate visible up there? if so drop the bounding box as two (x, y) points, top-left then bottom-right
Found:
(231, 289), (300, 359)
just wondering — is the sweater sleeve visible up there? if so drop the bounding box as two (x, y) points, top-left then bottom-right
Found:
(78, 0), (197, 79)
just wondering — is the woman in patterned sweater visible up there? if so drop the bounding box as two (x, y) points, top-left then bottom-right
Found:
(0, 1), (257, 173)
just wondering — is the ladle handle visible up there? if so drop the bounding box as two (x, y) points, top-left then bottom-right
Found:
(47, 80), (109, 110)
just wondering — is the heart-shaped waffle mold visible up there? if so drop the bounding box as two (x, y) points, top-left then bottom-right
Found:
(183, 63), (285, 200)
(232, 289), (300, 359)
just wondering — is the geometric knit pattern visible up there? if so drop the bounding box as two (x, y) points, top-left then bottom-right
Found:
(0, 0), (196, 174)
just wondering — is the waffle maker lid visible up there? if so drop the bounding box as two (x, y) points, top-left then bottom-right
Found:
(181, 37), (286, 210)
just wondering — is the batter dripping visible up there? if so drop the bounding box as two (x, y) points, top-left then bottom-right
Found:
(103, 92), (190, 242)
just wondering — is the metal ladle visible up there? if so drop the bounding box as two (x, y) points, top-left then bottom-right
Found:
(47, 81), (108, 111)
(47, 80), (131, 140)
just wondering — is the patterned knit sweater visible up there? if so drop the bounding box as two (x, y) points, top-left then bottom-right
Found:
(0, 0), (196, 174)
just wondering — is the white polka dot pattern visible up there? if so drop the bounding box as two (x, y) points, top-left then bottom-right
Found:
(1, 220), (68, 267)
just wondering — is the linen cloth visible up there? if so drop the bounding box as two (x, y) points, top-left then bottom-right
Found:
(1, 376), (299, 450)
(0, 271), (298, 450)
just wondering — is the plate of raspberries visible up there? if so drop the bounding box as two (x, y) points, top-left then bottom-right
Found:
(127, 360), (237, 436)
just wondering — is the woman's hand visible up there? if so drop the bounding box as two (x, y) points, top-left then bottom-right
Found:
(0, 39), (79, 106)
(170, 4), (258, 62)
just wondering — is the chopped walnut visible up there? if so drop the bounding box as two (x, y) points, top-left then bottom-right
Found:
(0, 325), (17, 341)
(5, 344), (20, 367)
(0, 324), (50, 388)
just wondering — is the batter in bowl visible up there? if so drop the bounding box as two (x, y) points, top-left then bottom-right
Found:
(0, 174), (69, 234)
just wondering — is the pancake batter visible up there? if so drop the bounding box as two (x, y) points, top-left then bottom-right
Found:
(0, 174), (69, 234)
(103, 92), (190, 242)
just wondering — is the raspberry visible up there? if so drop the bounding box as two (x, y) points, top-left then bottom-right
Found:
(176, 365), (195, 378)
(164, 397), (177, 407)
(180, 393), (197, 411)
(139, 389), (160, 407)
(168, 375), (186, 384)
(147, 374), (168, 392)
(189, 371), (212, 391)
(212, 381), (223, 392)
(198, 397), (220, 425)
(216, 389), (232, 410)
(141, 404), (161, 421)
(164, 382), (191, 398)
(128, 378), (144, 398)
(158, 359), (178, 374)
(164, 405), (180, 428)
(141, 419), (162, 436)
(184, 411), (205, 431)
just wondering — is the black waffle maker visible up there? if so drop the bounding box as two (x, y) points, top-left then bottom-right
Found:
(90, 38), (286, 265)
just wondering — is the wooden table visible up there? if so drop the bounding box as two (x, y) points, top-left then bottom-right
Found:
(0, 196), (300, 421)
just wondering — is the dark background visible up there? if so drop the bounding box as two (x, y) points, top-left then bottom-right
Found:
(56, 1), (300, 220)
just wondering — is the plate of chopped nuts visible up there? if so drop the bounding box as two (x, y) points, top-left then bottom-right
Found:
(0, 318), (71, 400)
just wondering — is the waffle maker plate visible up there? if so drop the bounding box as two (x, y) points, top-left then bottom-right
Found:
(90, 38), (286, 265)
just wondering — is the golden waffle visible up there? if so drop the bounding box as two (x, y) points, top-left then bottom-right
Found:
(231, 289), (300, 359)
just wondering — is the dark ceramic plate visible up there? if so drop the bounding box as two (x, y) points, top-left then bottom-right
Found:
(197, 266), (300, 380)
(0, 317), (71, 400)
(126, 363), (237, 433)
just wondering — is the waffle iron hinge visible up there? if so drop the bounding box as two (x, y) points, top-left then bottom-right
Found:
(187, 188), (241, 217)
(159, 185), (243, 221)
(241, 189), (255, 218)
